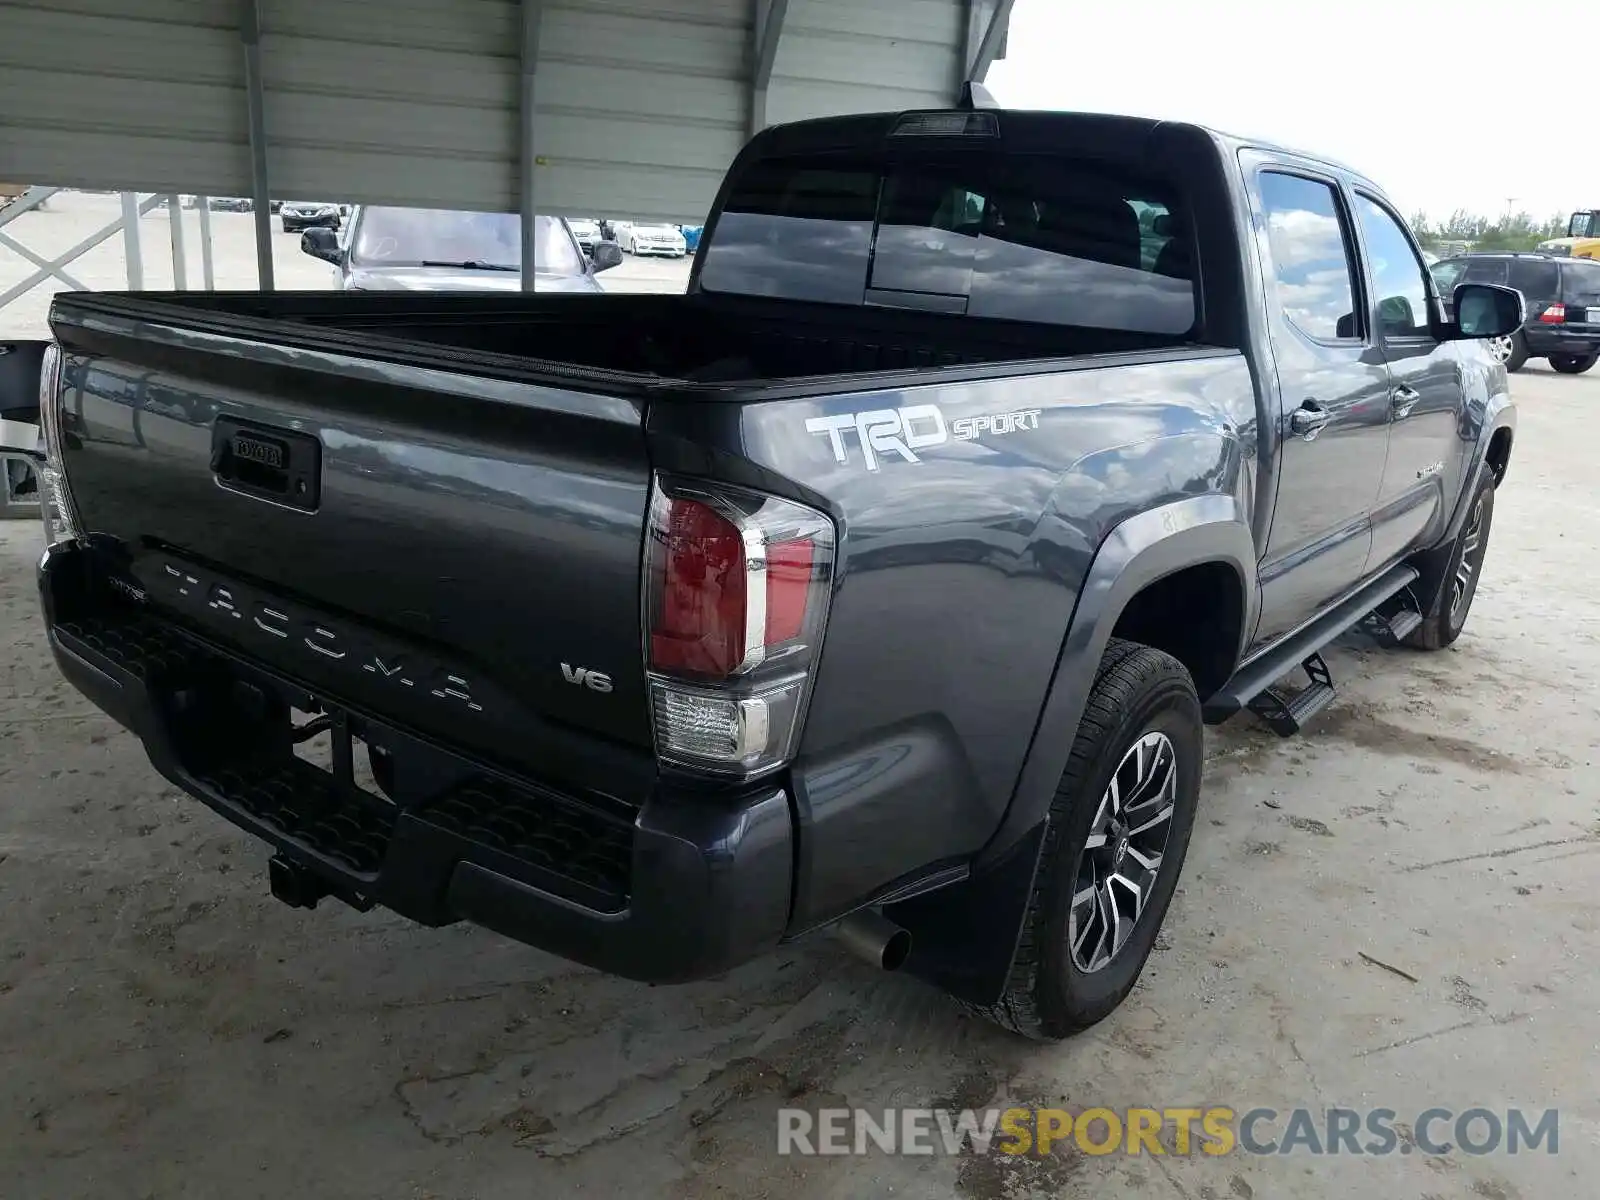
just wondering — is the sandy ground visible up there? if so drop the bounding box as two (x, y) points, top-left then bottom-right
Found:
(2, 198), (1597, 1199)
(0, 192), (690, 340)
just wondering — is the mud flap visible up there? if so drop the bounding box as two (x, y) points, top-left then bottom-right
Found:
(885, 819), (1047, 1007)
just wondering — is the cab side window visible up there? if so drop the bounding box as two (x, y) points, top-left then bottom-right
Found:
(1355, 195), (1432, 339)
(1258, 172), (1360, 342)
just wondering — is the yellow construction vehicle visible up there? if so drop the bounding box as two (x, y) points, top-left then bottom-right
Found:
(1538, 210), (1600, 259)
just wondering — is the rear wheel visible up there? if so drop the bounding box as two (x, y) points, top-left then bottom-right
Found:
(1549, 353), (1598, 374)
(967, 639), (1201, 1040)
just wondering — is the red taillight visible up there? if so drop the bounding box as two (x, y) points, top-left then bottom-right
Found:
(1540, 302), (1566, 324)
(649, 498), (748, 677)
(644, 478), (835, 778)
(763, 538), (816, 645)
(647, 500), (823, 680)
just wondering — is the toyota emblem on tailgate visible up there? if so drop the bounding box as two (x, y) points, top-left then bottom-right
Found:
(232, 432), (286, 469)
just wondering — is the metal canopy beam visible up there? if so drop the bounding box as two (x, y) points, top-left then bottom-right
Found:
(0, 196), (161, 309)
(241, 0), (274, 291)
(749, 0), (790, 138)
(966, 0), (1015, 83)
(519, 0), (544, 290)
(0, 230), (87, 292)
(0, 187), (60, 231)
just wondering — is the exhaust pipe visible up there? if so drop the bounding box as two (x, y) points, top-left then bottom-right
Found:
(833, 910), (912, 972)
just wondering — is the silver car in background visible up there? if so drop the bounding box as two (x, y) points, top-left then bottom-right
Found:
(299, 206), (621, 292)
(621, 222), (686, 258)
(567, 217), (602, 255)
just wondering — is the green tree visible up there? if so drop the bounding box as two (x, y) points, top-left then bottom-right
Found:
(1413, 209), (1571, 253)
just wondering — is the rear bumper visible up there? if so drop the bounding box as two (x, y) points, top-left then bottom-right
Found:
(1523, 324), (1600, 357)
(39, 540), (794, 983)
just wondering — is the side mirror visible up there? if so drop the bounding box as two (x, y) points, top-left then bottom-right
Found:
(1452, 283), (1523, 340)
(590, 241), (624, 273)
(301, 227), (343, 264)
(1378, 295), (1416, 332)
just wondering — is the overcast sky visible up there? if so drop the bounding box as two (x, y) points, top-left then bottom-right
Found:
(985, 0), (1576, 225)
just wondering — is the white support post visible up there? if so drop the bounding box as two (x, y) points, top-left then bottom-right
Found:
(749, 0), (789, 138)
(519, 0), (544, 290)
(241, 0), (275, 291)
(167, 195), (188, 289)
(122, 193), (145, 288)
(196, 198), (216, 289)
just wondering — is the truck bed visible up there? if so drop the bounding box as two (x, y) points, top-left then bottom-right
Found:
(101, 289), (1191, 391)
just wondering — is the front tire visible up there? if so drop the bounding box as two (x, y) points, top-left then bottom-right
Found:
(1405, 474), (1495, 650)
(968, 639), (1202, 1040)
(1549, 353), (1598, 374)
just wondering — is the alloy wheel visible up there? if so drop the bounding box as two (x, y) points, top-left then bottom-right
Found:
(1486, 335), (1514, 364)
(1451, 494), (1487, 621)
(1068, 731), (1178, 973)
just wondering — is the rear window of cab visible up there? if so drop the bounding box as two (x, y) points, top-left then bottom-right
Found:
(698, 153), (1196, 336)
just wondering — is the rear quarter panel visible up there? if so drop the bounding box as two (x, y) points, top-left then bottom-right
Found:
(653, 350), (1259, 930)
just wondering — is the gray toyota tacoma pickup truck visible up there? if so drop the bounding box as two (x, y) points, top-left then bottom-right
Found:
(0, 107), (1521, 1040)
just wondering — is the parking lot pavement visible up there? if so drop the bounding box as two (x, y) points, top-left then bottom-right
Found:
(2, 249), (1597, 1199)
(0, 193), (689, 339)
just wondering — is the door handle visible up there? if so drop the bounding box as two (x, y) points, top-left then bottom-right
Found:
(1390, 384), (1421, 418)
(1289, 402), (1333, 441)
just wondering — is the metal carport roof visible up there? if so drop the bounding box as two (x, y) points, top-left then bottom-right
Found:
(0, 0), (1013, 286)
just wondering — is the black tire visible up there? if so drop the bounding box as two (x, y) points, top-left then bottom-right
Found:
(1404, 473), (1495, 650)
(1549, 353), (1598, 374)
(966, 639), (1202, 1040)
(1503, 332), (1529, 372)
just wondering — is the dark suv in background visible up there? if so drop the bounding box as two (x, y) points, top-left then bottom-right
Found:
(1431, 252), (1600, 373)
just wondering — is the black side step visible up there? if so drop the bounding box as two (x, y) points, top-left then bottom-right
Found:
(1204, 563), (1419, 726)
(1246, 652), (1336, 736)
(1357, 607), (1422, 647)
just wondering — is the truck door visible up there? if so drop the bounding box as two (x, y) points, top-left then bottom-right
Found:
(1352, 192), (1474, 570)
(1247, 164), (1392, 649)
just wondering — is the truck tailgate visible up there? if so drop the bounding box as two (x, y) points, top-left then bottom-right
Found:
(50, 299), (654, 796)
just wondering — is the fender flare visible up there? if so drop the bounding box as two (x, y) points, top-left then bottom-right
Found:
(981, 492), (1258, 870)
(889, 493), (1257, 1006)
(1442, 394), (1515, 546)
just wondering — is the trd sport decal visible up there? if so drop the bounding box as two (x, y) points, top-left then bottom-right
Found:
(805, 404), (1042, 471)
